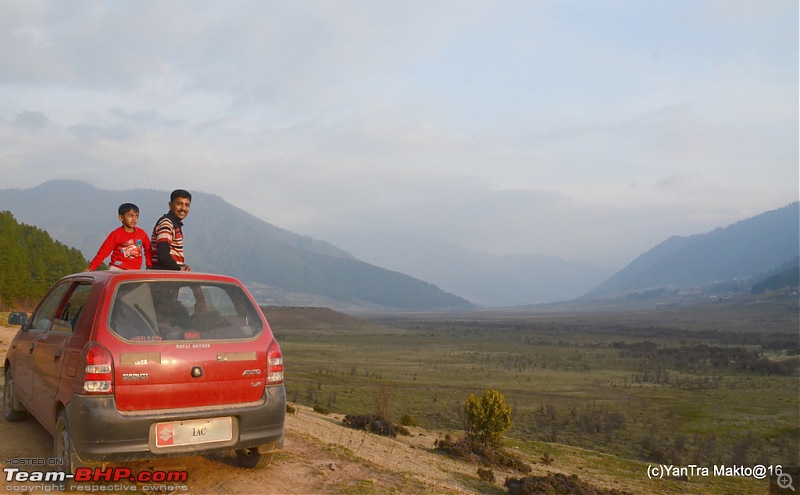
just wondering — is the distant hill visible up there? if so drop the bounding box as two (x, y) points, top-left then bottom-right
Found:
(751, 257), (800, 294)
(588, 202), (800, 296)
(0, 180), (472, 311)
(261, 306), (375, 332)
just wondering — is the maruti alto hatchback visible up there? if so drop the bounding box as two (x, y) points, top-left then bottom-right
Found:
(3, 270), (285, 473)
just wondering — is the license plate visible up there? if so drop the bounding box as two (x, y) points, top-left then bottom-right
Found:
(154, 417), (233, 448)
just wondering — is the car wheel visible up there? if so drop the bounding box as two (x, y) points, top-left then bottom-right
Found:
(3, 369), (27, 422)
(54, 411), (80, 475)
(235, 448), (274, 469)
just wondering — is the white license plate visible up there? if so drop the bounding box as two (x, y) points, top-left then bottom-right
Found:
(154, 417), (233, 448)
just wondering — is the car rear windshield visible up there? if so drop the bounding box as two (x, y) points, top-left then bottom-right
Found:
(108, 280), (264, 342)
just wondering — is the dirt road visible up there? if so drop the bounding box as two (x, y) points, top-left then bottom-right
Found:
(0, 325), (493, 494)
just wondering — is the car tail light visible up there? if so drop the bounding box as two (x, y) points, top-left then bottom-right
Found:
(83, 344), (113, 394)
(266, 340), (284, 385)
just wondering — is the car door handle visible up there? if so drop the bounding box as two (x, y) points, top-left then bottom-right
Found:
(55, 348), (63, 358)
(29, 342), (36, 353)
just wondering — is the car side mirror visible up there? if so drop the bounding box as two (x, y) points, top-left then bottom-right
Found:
(7, 312), (29, 327)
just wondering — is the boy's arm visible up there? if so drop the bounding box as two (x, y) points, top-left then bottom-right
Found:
(86, 230), (118, 271)
(140, 229), (153, 268)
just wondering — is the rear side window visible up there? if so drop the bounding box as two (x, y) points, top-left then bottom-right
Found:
(28, 283), (71, 332)
(52, 283), (92, 333)
(108, 281), (263, 342)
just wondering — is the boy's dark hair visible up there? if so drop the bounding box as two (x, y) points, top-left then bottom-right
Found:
(170, 189), (192, 203)
(118, 203), (140, 216)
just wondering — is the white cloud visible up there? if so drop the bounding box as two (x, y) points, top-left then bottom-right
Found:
(0, 0), (796, 270)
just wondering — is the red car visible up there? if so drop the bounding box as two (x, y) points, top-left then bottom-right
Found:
(3, 270), (285, 472)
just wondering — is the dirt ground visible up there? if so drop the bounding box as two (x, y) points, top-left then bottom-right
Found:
(0, 325), (513, 495)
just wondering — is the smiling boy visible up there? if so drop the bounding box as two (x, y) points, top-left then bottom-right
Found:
(151, 189), (192, 271)
(85, 203), (152, 271)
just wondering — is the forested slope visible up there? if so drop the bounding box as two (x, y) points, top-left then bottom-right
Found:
(0, 211), (87, 310)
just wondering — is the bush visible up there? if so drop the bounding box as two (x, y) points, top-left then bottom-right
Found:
(505, 473), (633, 495)
(343, 414), (396, 437)
(313, 404), (330, 415)
(435, 391), (530, 473)
(477, 468), (495, 482)
(436, 435), (531, 474)
(399, 414), (419, 427)
(462, 389), (512, 447)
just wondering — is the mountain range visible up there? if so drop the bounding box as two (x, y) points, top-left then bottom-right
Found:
(0, 181), (470, 311)
(588, 202), (799, 297)
(0, 180), (796, 310)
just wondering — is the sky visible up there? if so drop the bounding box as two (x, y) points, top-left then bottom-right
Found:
(0, 0), (797, 270)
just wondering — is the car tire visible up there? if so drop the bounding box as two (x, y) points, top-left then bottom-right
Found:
(235, 448), (274, 469)
(54, 410), (81, 475)
(3, 369), (27, 422)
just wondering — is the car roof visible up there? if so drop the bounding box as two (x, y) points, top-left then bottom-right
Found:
(62, 270), (243, 285)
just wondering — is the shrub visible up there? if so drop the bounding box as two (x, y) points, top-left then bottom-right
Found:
(313, 404), (330, 415)
(435, 435), (531, 474)
(504, 473), (633, 495)
(462, 388), (512, 447)
(399, 414), (419, 427)
(435, 390), (530, 473)
(343, 414), (396, 437)
(477, 468), (495, 482)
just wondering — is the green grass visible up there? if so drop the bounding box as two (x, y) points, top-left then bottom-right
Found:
(266, 298), (799, 493)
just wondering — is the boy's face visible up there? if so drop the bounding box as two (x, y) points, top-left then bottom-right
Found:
(169, 196), (191, 220)
(119, 210), (139, 231)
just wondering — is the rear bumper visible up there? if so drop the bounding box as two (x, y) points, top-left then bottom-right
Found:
(65, 385), (285, 463)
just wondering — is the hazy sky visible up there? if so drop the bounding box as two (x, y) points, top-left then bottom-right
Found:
(1, 1), (797, 269)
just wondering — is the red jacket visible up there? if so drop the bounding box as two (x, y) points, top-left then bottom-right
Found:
(88, 227), (152, 270)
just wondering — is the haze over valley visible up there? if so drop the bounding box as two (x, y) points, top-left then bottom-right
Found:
(1, 181), (796, 311)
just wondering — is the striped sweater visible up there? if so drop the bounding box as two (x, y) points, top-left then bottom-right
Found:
(150, 212), (185, 270)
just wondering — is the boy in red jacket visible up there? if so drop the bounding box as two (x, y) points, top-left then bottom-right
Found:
(85, 203), (152, 271)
